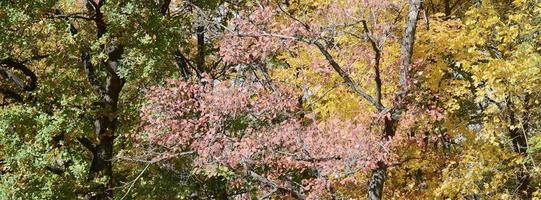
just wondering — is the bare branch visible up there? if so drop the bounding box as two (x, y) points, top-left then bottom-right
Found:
(247, 170), (305, 200)
(216, 4), (384, 110)
(423, 6), (430, 31)
(361, 20), (383, 106)
(174, 50), (201, 79)
(120, 162), (151, 200)
(276, 3), (310, 31)
(313, 41), (384, 111)
(258, 4), (385, 110)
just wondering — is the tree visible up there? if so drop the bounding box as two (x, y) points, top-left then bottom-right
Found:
(221, 0), (422, 199)
(139, 0), (425, 199)
(419, 0), (541, 198)
(0, 0), (216, 198)
(2, 0), (540, 199)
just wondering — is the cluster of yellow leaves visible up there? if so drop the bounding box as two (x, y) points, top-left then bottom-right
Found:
(270, 0), (541, 198)
(273, 46), (370, 119)
(415, 0), (541, 198)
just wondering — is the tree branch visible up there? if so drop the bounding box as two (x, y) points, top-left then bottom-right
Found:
(313, 41), (384, 111)
(0, 67), (26, 90)
(398, 0), (422, 90)
(1, 58), (37, 91)
(120, 162), (151, 200)
(77, 137), (97, 152)
(81, 51), (104, 94)
(160, 0), (171, 16)
(219, 4), (385, 110)
(247, 170), (305, 200)
(104, 45), (124, 79)
(45, 11), (93, 20)
(45, 165), (66, 176)
(196, 25), (206, 73)
(86, 0), (106, 38)
(174, 49), (201, 79)
(361, 20), (383, 107)
(0, 87), (23, 102)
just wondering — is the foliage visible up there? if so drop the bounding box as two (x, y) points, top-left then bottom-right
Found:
(1, 0), (540, 199)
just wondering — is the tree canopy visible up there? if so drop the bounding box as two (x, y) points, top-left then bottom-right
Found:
(1, 0), (540, 199)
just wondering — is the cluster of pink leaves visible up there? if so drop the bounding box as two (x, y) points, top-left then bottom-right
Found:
(140, 0), (427, 197)
(139, 79), (404, 197)
(218, 3), (306, 64)
(218, 0), (399, 77)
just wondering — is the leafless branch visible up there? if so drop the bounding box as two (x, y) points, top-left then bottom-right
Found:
(313, 41), (384, 111)
(247, 170), (306, 200)
(360, 20), (383, 106)
(120, 162), (151, 200)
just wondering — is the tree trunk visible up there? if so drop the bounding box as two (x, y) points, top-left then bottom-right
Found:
(196, 25), (206, 73)
(444, 0), (451, 17)
(80, 46), (124, 200)
(79, 2), (125, 198)
(368, 115), (399, 200)
(507, 95), (532, 199)
(368, 164), (387, 200)
(366, 1), (421, 199)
